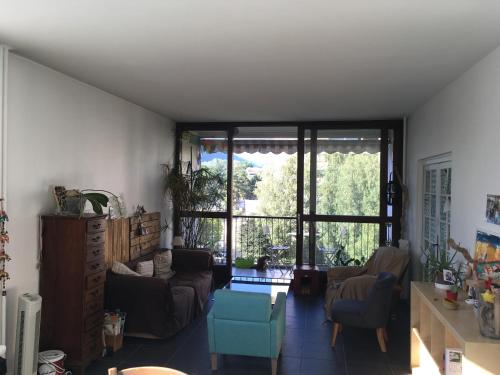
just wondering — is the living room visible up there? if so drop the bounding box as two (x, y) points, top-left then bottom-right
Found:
(1, 2), (500, 375)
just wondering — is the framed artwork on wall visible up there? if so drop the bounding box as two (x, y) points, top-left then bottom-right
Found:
(473, 229), (500, 279)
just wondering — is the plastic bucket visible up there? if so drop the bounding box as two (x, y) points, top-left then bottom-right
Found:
(38, 350), (66, 375)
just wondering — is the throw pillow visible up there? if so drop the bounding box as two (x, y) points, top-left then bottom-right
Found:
(154, 250), (176, 280)
(136, 260), (154, 277)
(111, 261), (140, 276)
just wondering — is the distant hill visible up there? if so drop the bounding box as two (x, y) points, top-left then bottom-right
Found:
(202, 152), (262, 167)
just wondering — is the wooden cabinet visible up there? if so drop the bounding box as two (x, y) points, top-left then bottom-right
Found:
(411, 282), (500, 375)
(40, 214), (107, 374)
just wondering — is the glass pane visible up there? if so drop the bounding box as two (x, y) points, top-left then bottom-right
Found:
(424, 195), (431, 216)
(430, 170), (437, 194)
(233, 126), (297, 217)
(179, 130), (227, 211)
(316, 129), (381, 216)
(314, 221), (379, 268)
(304, 129), (311, 214)
(425, 171), (431, 193)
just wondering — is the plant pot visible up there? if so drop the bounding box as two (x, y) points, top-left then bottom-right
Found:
(446, 291), (458, 301)
(63, 196), (85, 215)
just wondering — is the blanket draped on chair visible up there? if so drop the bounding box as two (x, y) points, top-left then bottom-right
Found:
(324, 246), (409, 320)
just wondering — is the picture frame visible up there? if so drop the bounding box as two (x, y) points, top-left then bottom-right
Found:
(486, 194), (500, 225)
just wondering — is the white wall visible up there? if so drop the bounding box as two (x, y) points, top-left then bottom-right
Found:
(406, 45), (500, 279)
(4, 53), (175, 366)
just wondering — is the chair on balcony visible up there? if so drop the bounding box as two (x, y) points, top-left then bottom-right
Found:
(207, 289), (286, 375)
(331, 272), (397, 352)
(324, 246), (409, 320)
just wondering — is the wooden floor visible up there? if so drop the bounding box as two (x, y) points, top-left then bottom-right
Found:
(88, 291), (410, 375)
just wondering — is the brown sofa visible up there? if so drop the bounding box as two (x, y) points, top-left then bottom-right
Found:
(105, 248), (213, 338)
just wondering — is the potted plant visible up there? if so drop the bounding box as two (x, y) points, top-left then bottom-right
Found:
(53, 186), (126, 217)
(446, 284), (460, 301)
(421, 243), (461, 290)
(163, 165), (225, 249)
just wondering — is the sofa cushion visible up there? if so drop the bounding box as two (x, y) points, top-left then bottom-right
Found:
(136, 260), (154, 277)
(112, 261), (140, 276)
(154, 250), (176, 280)
(170, 271), (212, 314)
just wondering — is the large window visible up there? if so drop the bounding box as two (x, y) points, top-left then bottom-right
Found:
(175, 121), (404, 272)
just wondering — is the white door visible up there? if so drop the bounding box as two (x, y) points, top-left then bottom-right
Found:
(422, 161), (451, 253)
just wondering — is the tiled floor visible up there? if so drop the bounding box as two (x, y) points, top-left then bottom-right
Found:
(87, 292), (410, 375)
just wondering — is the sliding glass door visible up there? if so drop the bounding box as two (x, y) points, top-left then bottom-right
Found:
(175, 121), (403, 272)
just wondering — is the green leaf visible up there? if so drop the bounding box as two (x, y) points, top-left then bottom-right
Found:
(87, 197), (104, 214)
(83, 193), (109, 206)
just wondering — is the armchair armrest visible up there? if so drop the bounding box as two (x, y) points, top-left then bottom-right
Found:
(207, 309), (215, 353)
(171, 248), (213, 272)
(327, 266), (366, 284)
(270, 292), (286, 358)
(105, 272), (174, 337)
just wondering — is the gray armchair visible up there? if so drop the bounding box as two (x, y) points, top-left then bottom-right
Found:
(330, 272), (397, 352)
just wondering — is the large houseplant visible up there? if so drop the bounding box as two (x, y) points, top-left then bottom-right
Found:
(164, 165), (225, 249)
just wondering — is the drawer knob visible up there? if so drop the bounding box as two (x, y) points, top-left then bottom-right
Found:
(91, 263), (99, 270)
(92, 223), (102, 229)
(92, 249), (100, 256)
(92, 236), (100, 242)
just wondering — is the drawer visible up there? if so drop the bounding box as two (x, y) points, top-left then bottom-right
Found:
(86, 245), (105, 262)
(84, 327), (102, 348)
(85, 286), (104, 304)
(84, 311), (103, 332)
(85, 258), (106, 275)
(84, 298), (103, 317)
(82, 330), (102, 359)
(85, 270), (106, 290)
(86, 232), (105, 246)
(87, 218), (107, 233)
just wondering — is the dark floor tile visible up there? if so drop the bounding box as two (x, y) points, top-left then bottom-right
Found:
(390, 365), (411, 375)
(279, 356), (301, 375)
(86, 359), (118, 375)
(347, 364), (393, 375)
(301, 340), (344, 362)
(300, 358), (347, 375)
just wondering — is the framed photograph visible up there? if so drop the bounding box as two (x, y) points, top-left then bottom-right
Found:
(486, 194), (500, 225)
(443, 269), (454, 283)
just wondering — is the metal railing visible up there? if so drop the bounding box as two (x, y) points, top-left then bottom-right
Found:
(184, 216), (388, 267)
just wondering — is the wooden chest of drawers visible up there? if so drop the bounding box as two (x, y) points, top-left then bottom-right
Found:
(40, 214), (107, 374)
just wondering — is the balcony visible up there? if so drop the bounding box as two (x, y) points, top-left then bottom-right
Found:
(194, 216), (389, 270)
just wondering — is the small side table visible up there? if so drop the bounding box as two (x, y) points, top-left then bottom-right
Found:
(292, 265), (319, 296)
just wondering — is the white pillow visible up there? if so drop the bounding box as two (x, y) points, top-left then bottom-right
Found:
(136, 260), (154, 277)
(111, 261), (140, 276)
(154, 250), (176, 280)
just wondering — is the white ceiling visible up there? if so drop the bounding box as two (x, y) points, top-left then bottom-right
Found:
(1, 1), (500, 122)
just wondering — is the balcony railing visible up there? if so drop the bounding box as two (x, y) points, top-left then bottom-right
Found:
(185, 216), (390, 267)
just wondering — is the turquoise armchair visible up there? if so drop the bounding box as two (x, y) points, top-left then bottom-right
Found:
(207, 289), (286, 375)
